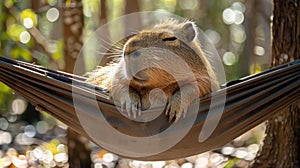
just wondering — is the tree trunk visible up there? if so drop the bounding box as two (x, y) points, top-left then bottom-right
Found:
(124, 0), (140, 15)
(124, 0), (141, 35)
(100, 0), (108, 26)
(252, 0), (300, 167)
(240, 0), (256, 77)
(62, 0), (85, 74)
(62, 0), (91, 167)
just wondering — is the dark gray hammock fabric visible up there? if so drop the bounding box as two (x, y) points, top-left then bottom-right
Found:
(0, 56), (299, 160)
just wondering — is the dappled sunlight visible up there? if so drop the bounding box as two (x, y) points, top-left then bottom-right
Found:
(0, 0), (273, 167)
(0, 140), (68, 167)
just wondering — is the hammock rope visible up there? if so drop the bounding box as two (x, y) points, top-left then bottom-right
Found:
(0, 56), (299, 160)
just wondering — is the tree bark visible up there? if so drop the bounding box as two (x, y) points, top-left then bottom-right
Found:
(240, 0), (256, 77)
(62, 0), (85, 74)
(62, 0), (91, 167)
(100, 0), (108, 26)
(252, 0), (300, 167)
(124, 0), (141, 35)
(124, 0), (140, 15)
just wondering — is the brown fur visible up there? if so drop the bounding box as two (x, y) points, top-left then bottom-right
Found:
(86, 19), (219, 122)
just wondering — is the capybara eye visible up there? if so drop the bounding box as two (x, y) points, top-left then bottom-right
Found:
(162, 37), (177, 41)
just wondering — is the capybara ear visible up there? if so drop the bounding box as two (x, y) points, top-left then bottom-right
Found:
(182, 22), (196, 42)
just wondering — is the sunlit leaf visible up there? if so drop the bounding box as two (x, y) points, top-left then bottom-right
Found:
(0, 82), (12, 93)
(50, 139), (61, 146)
(7, 24), (25, 41)
(45, 142), (58, 154)
(52, 40), (63, 61)
(250, 64), (262, 74)
(10, 47), (33, 62)
(224, 158), (239, 168)
(10, 47), (21, 59)
(224, 160), (234, 168)
(65, 0), (71, 6)
(21, 49), (33, 62)
(20, 9), (38, 28)
(4, 0), (14, 8)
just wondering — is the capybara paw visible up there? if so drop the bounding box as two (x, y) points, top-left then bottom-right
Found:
(117, 90), (141, 119)
(165, 94), (188, 122)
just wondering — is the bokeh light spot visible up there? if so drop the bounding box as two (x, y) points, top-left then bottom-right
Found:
(181, 162), (193, 168)
(94, 163), (103, 168)
(57, 144), (66, 153)
(33, 148), (44, 160)
(12, 155), (28, 167)
(205, 29), (221, 45)
(234, 147), (248, 159)
(0, 131), (12, 144)
(7, 115), (17, 122)
(19, 31), (31, 44)
(223, 52), (237, 66)
(254, 46), (265, 56)
(103, 153), (118, 162)
(221, 146), (235, 155)
(244, 152), (256, 161)
(223, 8), (235, 24)
(210, 153), (223, 164)
(0, 118), (9, 130)
(247, 144), (259, 154)
(24, 125), (36, 137)
(20, 9), (38, 27)
(12, 98), (27, 115)
(54, 153), (68, 163)
(36, 121), (49, 134)
(48, 41), (58, 53)
(6, 148), (17, 157)
(46, 8), (60, 22)
(22, 133), (34, 145)
(23, 17), (34, 29)
(44, 150), (54, 164)
(234, 10), (244, 24)
(231, 25), (246, 43)
(195, 157), (209, 167)
(152, 161), (166, 168)
(232, 2), (246, 13)
(1, 156), (12, 167)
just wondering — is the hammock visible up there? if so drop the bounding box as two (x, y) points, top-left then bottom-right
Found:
(0, 56), (299, 160)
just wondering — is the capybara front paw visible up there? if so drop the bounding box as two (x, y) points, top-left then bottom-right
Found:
(117, 89), (141, 119)
(165, 94), (188, 122)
